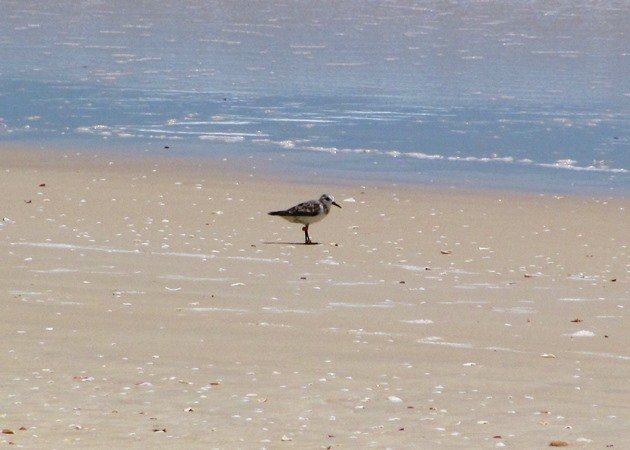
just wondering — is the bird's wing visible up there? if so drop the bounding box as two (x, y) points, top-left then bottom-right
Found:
(283, 200), (321, 216)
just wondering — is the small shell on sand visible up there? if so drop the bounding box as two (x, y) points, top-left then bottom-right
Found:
(549, 441), (568, 447)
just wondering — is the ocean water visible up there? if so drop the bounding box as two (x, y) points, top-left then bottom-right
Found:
(1, 0), (628, 194)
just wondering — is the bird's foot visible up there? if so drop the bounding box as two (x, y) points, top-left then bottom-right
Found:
(303, 225), (313, 244)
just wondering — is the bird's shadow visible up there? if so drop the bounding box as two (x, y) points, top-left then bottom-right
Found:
(261, 241), (321, 246)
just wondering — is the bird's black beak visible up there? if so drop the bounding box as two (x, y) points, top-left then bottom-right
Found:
(332, 201), (341, 208)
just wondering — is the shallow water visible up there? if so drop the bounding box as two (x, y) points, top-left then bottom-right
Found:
(1, 0), (628, 194)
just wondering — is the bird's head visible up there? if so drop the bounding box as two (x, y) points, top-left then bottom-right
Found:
(320, 194), (341, 209)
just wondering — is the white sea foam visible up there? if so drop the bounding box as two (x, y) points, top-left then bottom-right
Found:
(318, 259), (340, 266)
(30, 268), (79, 274)
(9, 291), (47, 296)
(454, 283), (506, 289)
(166, 120), (252, 126)
(11, 243), (287, 265)
(199, 134), (245, 143)
(325, 62), (366, 67)
(328, 302), (394, 309)
(154, 251), (288, 264)
(539, 161), (627, 173)
(443, 268), (479, 275)
(395, 264), (430, 272)
(11, 242), (139, 254)
(565, 330), (596, 337)
(492, 306), (537, 314)
(439, 300), (490, 305)
(189, 307), (248, 313)
(417, 336), (473, 349)
(265, 117), (334, 123)
(448, 155), (515, 163)
(301, 145), (338, 154)
(261, 307), (314, 314)
(158, 275), (233, 282)
(153, 251), (211, 259)
(406, 152), (444, 160)
(225, 256), (289, 264)
(573, 351), (630, 361)
(558, 297), (598, 302)
(75, 125), (113, 135)
(249, 136), (628, 175)
(350, 329), (398, 337)
(567, 274), (600, 281)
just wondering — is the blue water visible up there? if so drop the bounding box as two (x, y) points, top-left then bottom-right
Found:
(1, 1), (628, 194)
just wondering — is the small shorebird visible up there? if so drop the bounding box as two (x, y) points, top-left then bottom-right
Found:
(268, 194), (341, 244)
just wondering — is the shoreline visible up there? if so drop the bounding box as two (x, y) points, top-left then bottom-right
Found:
(2, 138), (628, 199)
(1, 143), (629, 448)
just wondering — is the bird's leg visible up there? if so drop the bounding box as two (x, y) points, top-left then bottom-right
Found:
(302, 225), (312, 244)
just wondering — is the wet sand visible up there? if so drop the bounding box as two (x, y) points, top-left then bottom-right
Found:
(1, 146), (628, 448)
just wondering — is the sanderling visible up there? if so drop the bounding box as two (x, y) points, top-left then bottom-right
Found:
(268, 194), (341, 244)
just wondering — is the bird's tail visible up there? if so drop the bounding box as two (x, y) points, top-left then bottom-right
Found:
(268, 211), (284, 216)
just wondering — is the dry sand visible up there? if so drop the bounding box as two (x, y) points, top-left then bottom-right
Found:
(1, 146), (628, 448)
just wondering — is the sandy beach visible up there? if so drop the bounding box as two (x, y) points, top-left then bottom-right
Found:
(1, 145), (628, 449)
